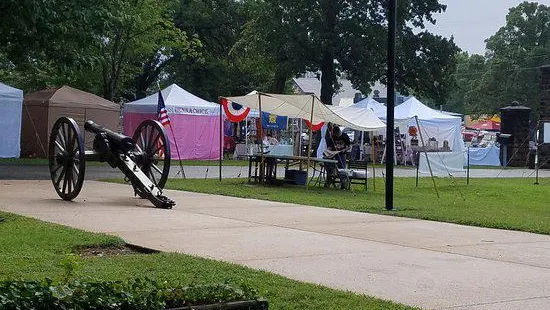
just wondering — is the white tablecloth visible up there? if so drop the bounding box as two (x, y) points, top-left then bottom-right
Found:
(266, 144), (294, 156)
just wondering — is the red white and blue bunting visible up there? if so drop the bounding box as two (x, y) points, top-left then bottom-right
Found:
(220, 98), (250, 123)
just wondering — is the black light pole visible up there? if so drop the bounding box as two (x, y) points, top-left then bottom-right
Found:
(385, 0), (396, 210)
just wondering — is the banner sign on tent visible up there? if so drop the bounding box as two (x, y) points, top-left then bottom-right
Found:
(261, 112), (287, 130)
(221, 98), (250, 122)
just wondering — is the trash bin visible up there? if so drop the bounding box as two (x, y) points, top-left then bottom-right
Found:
(284, 169), (307, 185)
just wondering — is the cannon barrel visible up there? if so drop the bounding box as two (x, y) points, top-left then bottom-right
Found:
(84, 120), (135, 152)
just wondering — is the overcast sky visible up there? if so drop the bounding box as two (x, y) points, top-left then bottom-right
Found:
(425, 0), (545, 55)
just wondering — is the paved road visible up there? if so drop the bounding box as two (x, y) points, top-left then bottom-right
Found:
(1, 164), (548, 181)
(0, 180), (548, 310)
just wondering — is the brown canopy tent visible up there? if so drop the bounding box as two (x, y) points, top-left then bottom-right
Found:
(21, 86), (120, 157)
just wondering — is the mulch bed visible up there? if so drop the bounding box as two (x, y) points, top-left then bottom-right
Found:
(76, 244), (159, 258)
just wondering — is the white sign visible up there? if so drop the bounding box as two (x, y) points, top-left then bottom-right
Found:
(545, 123), (550, 143)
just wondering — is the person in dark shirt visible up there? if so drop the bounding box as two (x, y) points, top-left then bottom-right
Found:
(324, 125), (351, 189)
(331, 126), (351, 168)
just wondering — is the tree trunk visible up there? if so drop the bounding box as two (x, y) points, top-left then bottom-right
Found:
(319, 0), (338, 105)
(272, 72), (287, 94)
(320, 52), (335, 105)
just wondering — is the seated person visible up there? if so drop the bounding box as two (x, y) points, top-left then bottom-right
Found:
(263, 133), (279, 146)
(323, 125), (351, 189)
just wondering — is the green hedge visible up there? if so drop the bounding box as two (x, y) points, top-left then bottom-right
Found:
(0, 278), (263, 309)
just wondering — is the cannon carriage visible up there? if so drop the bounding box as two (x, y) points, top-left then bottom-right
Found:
(48, 117), (175, 209)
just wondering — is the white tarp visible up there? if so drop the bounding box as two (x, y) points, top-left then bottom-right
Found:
(418, 152), (465, 176)
(0, 82), (23, 158)
(123, 84), (219, 116)
(225, 92), (386, 132)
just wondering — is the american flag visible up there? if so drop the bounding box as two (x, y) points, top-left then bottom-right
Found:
(157, 90), (170, 127)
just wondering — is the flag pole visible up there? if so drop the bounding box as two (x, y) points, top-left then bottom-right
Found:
(157, 84), (186, 179)
(169, 121), (186, 179)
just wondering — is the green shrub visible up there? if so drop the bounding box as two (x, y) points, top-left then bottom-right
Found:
(0, 278), (262, 309)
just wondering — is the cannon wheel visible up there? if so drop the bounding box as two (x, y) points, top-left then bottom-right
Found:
(132, 120), (171, 195)
(48, 117), (86, 201)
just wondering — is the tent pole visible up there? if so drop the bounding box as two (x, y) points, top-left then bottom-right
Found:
(415, 116), (439, 198)
(245, 118), (248, 156)
(467, 145), (470, 185)
(306, 95), (315, 190)
(218, 98), (222, 182)
(258, 93), (265, 183)
(299, 119), (303, 156)
(360, 131), (364, 160)
(371, 132), (376, 192)
(393, 132), (397, 165)
(415, 158), (419, 187)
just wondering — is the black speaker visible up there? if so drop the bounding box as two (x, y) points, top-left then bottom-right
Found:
(500, 103), (530, 135)
(500, 102), (531, 167)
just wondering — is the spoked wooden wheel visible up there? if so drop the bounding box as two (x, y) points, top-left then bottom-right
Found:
(49, 117), (85, 201)
(132, 120), (171, 193)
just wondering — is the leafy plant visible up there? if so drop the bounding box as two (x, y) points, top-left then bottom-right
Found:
(59, 252), (81, 284)
(0, 278), (262, 310)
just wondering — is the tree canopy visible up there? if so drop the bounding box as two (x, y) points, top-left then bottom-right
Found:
(2, 0), (546, 114)
(234, 0), (459, 105)
(447, 2), (550, 116)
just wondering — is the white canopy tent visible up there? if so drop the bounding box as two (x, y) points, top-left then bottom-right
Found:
(331, 97), (387, 119)
(391, 97), (464, 153)
(0, 82), (23, 158)
(331, 96), (463, 152)
(225, 92), (386, 131)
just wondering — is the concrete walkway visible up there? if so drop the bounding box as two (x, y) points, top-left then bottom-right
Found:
(0, 180), (549, 310)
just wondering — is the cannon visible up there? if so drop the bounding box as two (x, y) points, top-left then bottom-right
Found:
(48, 117), (175, 209)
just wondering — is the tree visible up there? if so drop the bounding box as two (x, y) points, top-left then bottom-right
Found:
(444, 52), (488, 114)
(232, 0), (314, 94)
(0, 0), (105, 91)
(235, 0), (459, 105)
(480, 1), (550, 116)
(89, 0), (201, 101)
(0, 0), (200, 102)
(168, 0), (269, 101)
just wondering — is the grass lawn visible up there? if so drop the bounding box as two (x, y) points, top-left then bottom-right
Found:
(158, 177), (550, 235)
(0, 211), (418, 310)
